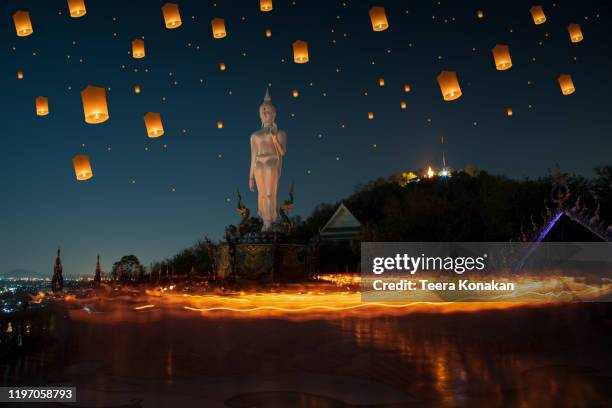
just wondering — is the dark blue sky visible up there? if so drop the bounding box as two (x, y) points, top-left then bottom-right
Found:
(1, 0), (610, 276)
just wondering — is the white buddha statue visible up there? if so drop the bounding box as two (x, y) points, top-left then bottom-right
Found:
(249, 89), (287, 231)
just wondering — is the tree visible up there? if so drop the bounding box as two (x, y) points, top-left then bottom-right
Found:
(112, 255), (142, 282)
(592, 165), (612, 221)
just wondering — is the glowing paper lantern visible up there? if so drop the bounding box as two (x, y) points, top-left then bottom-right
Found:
(132, 39), (145, 58)
(81, 85), (109, 124)
(368, 112), (374, 120)
(211, 18), (226, 38)
(134, 85), (141, 94)
(378, 78), (385, 87)
(477, 10), (484, 19)
(17, 71), (24, 80)
(400, 101), (407, 109)
(507, 108), (513, 116)
(293, 40), (309, 64)
(558, 74), (575, 95)
(260, 0), (273, 12)
(144, 112), (164, 138)
(292, 89), (299, 97)
(529, 6), (546, 25)
(369, 6), (389, 32)
(265, 29), (272, 38)
(404, 84), (411, 93)
(162, 3), (182, 29)
(72, 154), (93, 181)
(492, 44), (512, 70)
(436, 71), (462, 101)
(67, 0), (87, 18)
(219, 62), (226, 71)
(217, 120), (223, 129)
(568, 24), (583, 43)
(36, 96), (49, 116)
(13, 11), (33, 37)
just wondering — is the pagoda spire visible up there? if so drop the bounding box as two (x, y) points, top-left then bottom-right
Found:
(51, 247), (64, 292)
(94, 255), (101, 284)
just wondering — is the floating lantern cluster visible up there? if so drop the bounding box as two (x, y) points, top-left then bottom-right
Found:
(14, 3), (585, 183)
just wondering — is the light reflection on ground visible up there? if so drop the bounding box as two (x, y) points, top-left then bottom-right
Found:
(1, 279), (611, 407)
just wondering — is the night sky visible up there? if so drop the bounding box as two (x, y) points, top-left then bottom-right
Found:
(1, 0), (610, 276)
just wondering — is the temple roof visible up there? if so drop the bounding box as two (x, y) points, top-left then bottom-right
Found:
(320, 203), (361, 240)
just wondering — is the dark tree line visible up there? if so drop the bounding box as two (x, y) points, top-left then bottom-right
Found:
(116, 165), (611, 277)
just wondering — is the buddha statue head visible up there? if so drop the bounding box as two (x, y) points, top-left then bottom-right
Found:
(259, 88), (277, 128)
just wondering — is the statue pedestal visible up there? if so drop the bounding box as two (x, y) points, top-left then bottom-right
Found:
(215, 234), (309, 281)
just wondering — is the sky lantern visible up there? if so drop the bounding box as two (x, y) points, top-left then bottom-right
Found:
(293, 40), (309, 63)
(72, 154), (93, 181)
(144, 112), (164, 138)
(260, 0), (273, 12)
(265, 29), (272, 38)
(219, 62), (226, 71)
(217, 120), (223, 129)
(36, 97), (49, 116)
(132, 39), (145, 58)
(211, 18), (226, 38)
(477, 10), (484, 19)
(558, 74), (575, 95)
(492, 44), (512, 70)
(81, 85), (109, 124)
(530, 6), (546, 25)
(292, 89), (299, 97)
(404, 84), (411, 92)
(400, 101), (407, 109)
(378, 78), (385, 87)
(67, 0), (87, 18)
(134, 85), (141, 94)
(17, 71), (24, 80)
(368, 112), (374, 120)
(507, 108), (513, 116)
(369, 6), (389, 32)
(13, 11), (33, 37)
(162, 3), (182, 29)
(568, 24), (583, 43)
(437, 71), (462, 101)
